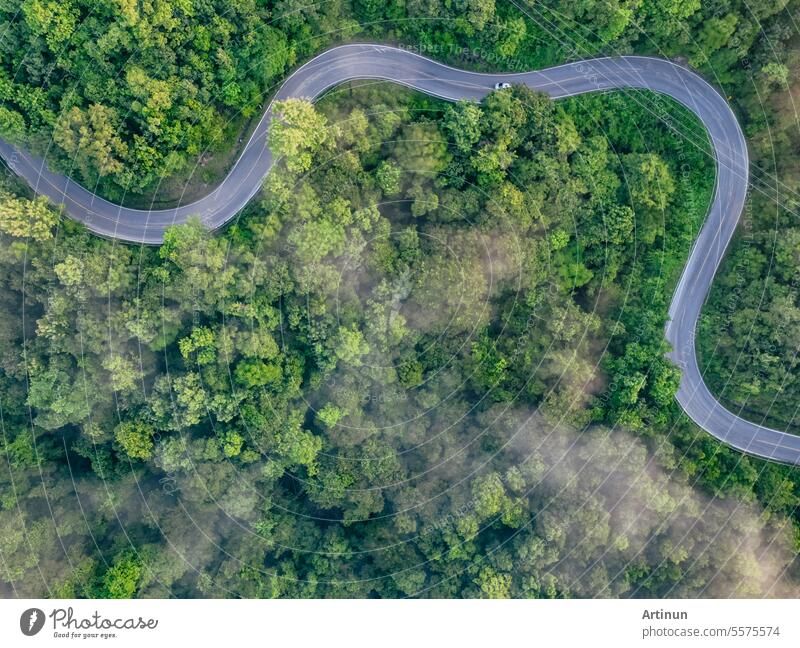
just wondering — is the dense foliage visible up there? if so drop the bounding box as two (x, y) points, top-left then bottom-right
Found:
(0, 0), (351, 202)
(1, 78), (798, 597)
(697, 53), (800, 432)
(1, 0), (800, 598)
(1, 0), (794, 202)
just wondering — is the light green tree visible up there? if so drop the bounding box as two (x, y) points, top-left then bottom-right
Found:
(624, 153), (675, 210)
(0, 192), (59, 241)
(269, 99), (332, 173)
(376, 160), (402, 195)
(334, 326), (370, 366)
(53, 104), (128, 179)
(115, 421), (156, 460)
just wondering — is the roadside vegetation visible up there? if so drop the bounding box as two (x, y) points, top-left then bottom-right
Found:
(1, 1), (799, 598)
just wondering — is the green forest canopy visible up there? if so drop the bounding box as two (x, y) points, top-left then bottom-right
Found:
(0, 0), (800, 598)
(1, 78), (798, 597)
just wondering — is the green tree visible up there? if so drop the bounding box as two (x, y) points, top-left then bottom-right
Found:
(624, 153), (675, 211)
(376, 160), (402, 195)
(0, 192), (59, 241)
(334, 326), (370, 367)
(393, 123), (451, 176)
(115, 421), (156, 460)
(102, 552), (143, 599)
(443, 101), (483, 153)
(53, 105), (128, 180)
(269, 99), (332, 173)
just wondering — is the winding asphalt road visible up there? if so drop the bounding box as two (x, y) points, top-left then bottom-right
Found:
(1, 44), (798, 465)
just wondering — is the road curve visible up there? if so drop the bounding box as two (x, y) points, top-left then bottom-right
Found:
(1, 43), (797, 465)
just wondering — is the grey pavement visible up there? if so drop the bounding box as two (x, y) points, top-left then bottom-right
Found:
(2, 44), (796, 464)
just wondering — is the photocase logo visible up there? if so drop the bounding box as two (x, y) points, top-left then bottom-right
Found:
(20, 608), (45, 636)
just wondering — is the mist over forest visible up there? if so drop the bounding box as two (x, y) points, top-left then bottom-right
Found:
(1, 0), (800, 598)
